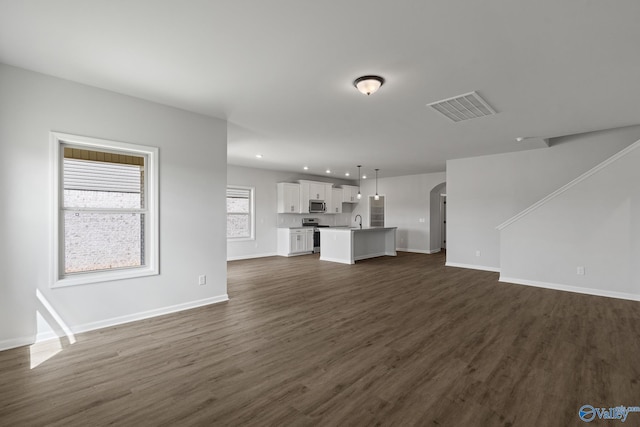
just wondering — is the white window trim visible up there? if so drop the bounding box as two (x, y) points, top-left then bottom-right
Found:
(50, 132), (159, 287)
(226, 185), (255, 241)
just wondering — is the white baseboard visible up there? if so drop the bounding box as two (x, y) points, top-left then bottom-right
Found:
(319, 256), (353, 264)
(36, 330), (63, 343)
(0, 336), (36, 352)
(445, 262), (501, 273)
(0, 294), (229, 352)
(396, 248), (440, 254)
(227, 252), (277, 261)
(277, 251), (314, 258)
(73, 294), (229, 335)
(354, 252), (395, 261)
(499, 276), (640, 302)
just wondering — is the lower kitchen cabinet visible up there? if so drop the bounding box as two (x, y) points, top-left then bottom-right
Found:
(277, 228), (314, 256)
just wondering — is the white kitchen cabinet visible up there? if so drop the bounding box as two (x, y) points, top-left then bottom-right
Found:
(277, 228), (314, 256)
(328, 188), (343, 214)
(319, 227), (397, 264)
(324, 183), (333, 213)
(298, 180), (333, 214)
(290, 229), (314, 253)
(308, 182), (326, 200)
(340, 185), (360, 203)
(277, 182), (300, 213)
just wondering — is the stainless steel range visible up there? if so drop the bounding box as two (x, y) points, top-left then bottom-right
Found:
(302, 218), (329, 253)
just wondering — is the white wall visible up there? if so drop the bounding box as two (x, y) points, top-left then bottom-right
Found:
(499, 139), (640, 301)
(446, 125), (640, 272)
(0, 64), (228, 350)
(226, 165), (354, 260)
(353, 172), (447, 253)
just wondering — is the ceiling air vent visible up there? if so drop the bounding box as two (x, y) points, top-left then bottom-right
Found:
(427, 91), (496, 122)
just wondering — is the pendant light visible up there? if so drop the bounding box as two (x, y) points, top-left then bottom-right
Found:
(374, 168), (380, 200)
(357, 165), (362, 199)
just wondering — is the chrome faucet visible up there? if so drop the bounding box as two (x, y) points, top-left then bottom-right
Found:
(354, 214), (362, 229)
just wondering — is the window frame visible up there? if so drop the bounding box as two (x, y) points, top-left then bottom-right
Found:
(51, 132), (159, 287)
(226, 185), (255, 241)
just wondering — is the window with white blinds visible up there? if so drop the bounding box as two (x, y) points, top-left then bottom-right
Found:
(62, 157), (145, 274)
(227, 186), (254, 240)
(51, 132), (159, 287)
(63, 158), (143, 193)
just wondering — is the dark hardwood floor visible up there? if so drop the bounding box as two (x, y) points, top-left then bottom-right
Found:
(1, 252), (639, 426)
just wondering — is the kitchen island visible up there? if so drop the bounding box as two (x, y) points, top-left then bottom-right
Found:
(319, 227), (397, 264)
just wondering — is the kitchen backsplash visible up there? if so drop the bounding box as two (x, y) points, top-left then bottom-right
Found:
(278, 212), (352, 227)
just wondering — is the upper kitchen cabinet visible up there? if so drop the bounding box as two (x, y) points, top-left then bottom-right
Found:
(298, 180), (333, 214)
(277, 182), (301, 213)
(341, 185), (360, 203)
(329, 188), (343, 214)
(308, 182), (326, 200)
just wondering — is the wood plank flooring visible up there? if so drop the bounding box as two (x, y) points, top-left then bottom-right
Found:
(1, 252), (639, 426)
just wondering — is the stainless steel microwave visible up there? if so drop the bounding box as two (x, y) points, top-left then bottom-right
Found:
(309, 200), (326, 213)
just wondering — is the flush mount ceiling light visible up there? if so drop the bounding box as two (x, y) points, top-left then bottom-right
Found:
(353, 75), (385, 96)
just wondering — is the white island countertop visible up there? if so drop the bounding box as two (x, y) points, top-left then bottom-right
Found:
(319, 227), (397, 264)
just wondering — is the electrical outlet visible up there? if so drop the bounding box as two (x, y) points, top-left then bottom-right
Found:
(198, 275), (206, 285)
(577, 266), (585, 275)
(475, 250), (481, 257)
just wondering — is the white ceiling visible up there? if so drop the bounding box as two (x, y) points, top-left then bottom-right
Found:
(2, 0), (640, 179)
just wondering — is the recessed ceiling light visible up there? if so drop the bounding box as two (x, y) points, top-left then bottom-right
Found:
(303, 166), (309, 170)
(345, 172), (350, 177)
(515, 137), (525, 142)
(255, 154), (263, 158)
(362, 175), (367, 179)
(326, 169), (331, 174)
